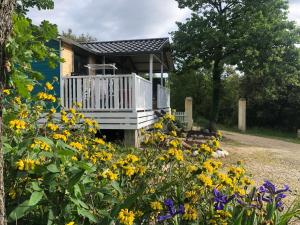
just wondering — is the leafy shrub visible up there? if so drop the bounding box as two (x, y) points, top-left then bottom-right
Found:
(2, 82), (300, 225)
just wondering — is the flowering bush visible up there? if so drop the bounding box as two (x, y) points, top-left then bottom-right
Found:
(2, 82), (300, 225)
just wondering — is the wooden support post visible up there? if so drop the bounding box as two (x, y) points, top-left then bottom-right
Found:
(160, 52), (164, 86)
(297, 129), (300, 139)
(238, 98), (247, 132)
(102, 56), (106, 75)
(149, 54), (153, 83)
(124, 129), (140, 147)
(185, 97), (193, 131)
(88, 56), (96, 75)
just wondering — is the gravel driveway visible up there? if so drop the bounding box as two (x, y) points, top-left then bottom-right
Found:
(221, 131), (300, 205)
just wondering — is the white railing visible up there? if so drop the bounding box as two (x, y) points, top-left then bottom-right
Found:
(157, 84), (170, 109)
(174, 112), (186, 124)
(61, 74), (153, 111)
(135, 75), (153, 111)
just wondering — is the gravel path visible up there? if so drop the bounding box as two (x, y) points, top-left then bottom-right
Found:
(221, 131), (300, 205)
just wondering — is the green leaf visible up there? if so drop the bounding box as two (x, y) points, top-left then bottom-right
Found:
(31, 182), (42, 191)
(47, 164), (60, 173)
(3, 143), (13, 154)
(232, 208), (245, 225)
(36, 136), (54, 146)
(29, 191), (44, 206)
(8, 200), (31, 221)
(78, 208), (98, 223)
(68, 170), (85, 189)
(57, 148), (75, 156)
(47, 209), (54, 225)
(111, 181), (123, 196)
(77, 161), (95, 172)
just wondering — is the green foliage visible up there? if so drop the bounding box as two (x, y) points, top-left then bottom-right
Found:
(6, 14), (61, 97)
(62, 29), (98, 43)
(16, 0), (54, 14)
(172, 0), (300, 129)
(2, 87), (300, 225)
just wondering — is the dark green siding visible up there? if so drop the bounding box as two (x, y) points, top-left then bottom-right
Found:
(31, 40), (61, 98)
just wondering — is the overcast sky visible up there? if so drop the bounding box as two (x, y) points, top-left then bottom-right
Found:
(28, 0), (300, 41)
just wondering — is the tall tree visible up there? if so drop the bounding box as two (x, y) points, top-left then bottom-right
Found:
(172, 0), (299, 130)
(62, 28), (98, 42)
(0, 1), (56, 224)
(0, 1), (16, 224)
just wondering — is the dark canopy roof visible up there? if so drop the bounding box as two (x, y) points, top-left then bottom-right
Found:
(81, 38), (169, 55)
(60, 37), (174, 73)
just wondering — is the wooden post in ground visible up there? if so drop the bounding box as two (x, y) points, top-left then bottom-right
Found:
(124, 130), (140, 148)
(238, 98), (247, 132)
(297, 129), (300, 138)
(185, 97), (193, 131)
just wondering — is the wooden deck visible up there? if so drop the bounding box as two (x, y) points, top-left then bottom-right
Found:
(60, 74), (170, 130)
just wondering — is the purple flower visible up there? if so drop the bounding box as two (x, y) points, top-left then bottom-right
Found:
(258, 181), (289, 210)
(213, 189), (235, 210)
(157, 199), (185, 222)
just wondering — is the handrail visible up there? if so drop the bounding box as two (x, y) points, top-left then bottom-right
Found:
(61, 74), (153, 112)
(62, 74), (134, 79)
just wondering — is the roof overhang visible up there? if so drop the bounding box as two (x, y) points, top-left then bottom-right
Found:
(59, 37), (174, 73)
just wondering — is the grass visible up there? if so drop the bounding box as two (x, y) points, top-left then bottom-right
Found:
(194, 116), (300, 144)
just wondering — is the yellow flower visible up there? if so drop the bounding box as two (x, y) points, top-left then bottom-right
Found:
(241, 177), (254, 186)
(19, 110), (29, 119)
(45, 82), (54, 90)
(168, 148), (184, 161)
(61, 115), (69, 124)
(126, 154), (139, 163)
(66, 222), (75, 225)
(169, 139), (179, 148)
(37, 92), (56, 102)
(200, 144), (213, 154)
(217, 131), (222, 138)
(16, 159), (25, 171)
(170, 130), (177, 137)
(118, 209), (135, 225)
(187, 165), (198, 173)
(31, 139), (51, 151)
(202, 161), (214, 174)
(150, 201), (163, 211)
(228, 166), (245, 178)
(102, 169), (118, 181)
(14, 97), (21, 105)
(9, 189), (17, 199)
(70, 142), (84, 151)
(122, 166), (135, 177)
(71, 156), (78, 161)
(217, 173), (233, 187)
(26, 84), (34, 92)
(182, 204), (197, 221)
(3, 89), (10, 95)
(47, 123), (59, 132)
(49, 108), (56, 114)
(63, 130), (71, 137)
(94, 138), (105, 145)
(9, 120), (26, 132)
(53, 134), (67, 142)
(16, 159), (39, 171)
(185, 191), (197, 199)
(164, 113), (175, 121)
(69, 108), (76, 115)
(197, 174), (213, 187)
(135, 165), (146, 176)
(153, 122), (163, 130)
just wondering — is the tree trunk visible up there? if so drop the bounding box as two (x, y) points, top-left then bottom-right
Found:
(208, 58), (223, 131)
(0, 1), (16, 224)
